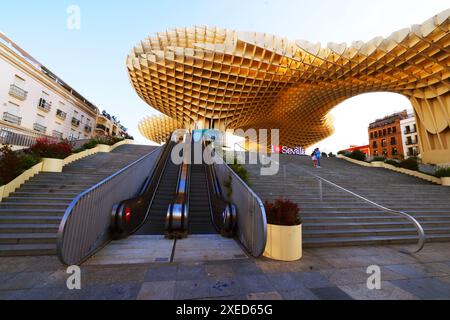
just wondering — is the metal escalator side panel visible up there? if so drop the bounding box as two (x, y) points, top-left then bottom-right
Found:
(111, 137), (175, 237)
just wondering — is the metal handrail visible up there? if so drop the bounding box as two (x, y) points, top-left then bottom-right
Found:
(57, 146), (162, 265)
(305, 170), (426, 254)
(212, 150), (267, 257)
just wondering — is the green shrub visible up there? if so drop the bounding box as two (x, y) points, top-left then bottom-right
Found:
(328, 152), (336, 158)
(348, 150), (367, 162)
(435, 167), (450, 178)
(82, 139), (98, 150)
(20, 154), (41, 170)
(399, 158), (419, 171)
(337, 150), (349, 156)
(265, 198), (301, 226)
(372, 156), (386, 162)
(384, 159), (400, 167)
(73, 147), (86, 154)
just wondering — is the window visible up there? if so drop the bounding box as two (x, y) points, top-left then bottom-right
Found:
(393, 127), (397, 133)
(370, 132), (374, 139)
(388, 128), (392, 135)
(391, 137), (396, 145)
(381, 139), (387, 147)
(392, 148), (398, 155)
(406, 125), (410, 133)
(374, 132), (378, 138)
(7, 101), (20, 115)
(378, 130), (382, 137)
(14, 75), (25, 87)
(383, 129), (387, 136)
(373, 141), (378, 148)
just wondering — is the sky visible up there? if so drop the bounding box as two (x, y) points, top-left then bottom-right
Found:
(0, 0), (449, 152)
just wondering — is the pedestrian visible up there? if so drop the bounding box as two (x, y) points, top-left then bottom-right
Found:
(311, 151), (318, 168)
(315, 148), (322, 168)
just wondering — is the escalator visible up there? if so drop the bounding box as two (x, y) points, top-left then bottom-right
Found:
(189, 161), (217, 234)
(136, 158), (180, 235)
(111, 132), (236, 241)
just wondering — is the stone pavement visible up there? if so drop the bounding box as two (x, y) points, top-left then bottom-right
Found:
(1, 242), (450, 300)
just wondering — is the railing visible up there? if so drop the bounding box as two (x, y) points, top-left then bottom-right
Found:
(9, 84), (28, 100)
(2, 112), (22, 125)
(33, 123), (47, 134)
(56, 109), (67, 120)
(212, 152), (267, 257)
(0, 126), (55, 147)
(57, 146), (163, 265)
(404, 129), (417, 135)
(96, 124), (107, 132)
(305, 171), (426, 254)
(38, 98), (52, 112)
(71, 118), (80, 127)
(52, 130), (63, 140)
(84, 125), (92, 133)
(406, 140), (418, 146)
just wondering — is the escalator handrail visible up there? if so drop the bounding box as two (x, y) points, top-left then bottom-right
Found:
(112, 136), (174, 236)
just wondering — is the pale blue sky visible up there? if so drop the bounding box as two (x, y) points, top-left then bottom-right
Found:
(0, 1), (448, 151)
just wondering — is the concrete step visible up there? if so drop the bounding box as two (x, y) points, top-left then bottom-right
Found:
(0, 224), (59, 234)
(0, 244), (56, 256)
(0, 233), (57, 245)
(0, 216), (62, 224)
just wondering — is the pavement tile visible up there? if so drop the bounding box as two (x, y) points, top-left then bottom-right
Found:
(310, 287), (354, 300)
(278, 286), (319, 300)
(292, 271), (333, 289)
(0, 271), (54, 291)
(174, 280), (211, 300)
(231, 261), (263, 275)
(266, 273), (302, 291)
(60, 283), (140, 300)
(235, 274), (275, 294)
(247, 291), (283, 300)
(137, 281), (175, 300)
(208, 277), (240, 298)
(83, 265), (147, 285)
(339, 281), (419, 300)
(144, 264), (177, 282)
(390, 278), (450, 300)
(205, 264), (234, 278)
(176, 265), (207, 281)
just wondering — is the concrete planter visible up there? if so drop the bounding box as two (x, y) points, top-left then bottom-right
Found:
(371, 161), (385, 168)
(441, 177), (450, 186)
(42, 158), (64, 173)
(97, 144), (111, 153)
(264, 224), (302, 262)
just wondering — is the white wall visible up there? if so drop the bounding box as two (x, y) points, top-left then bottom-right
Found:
(0, 48), (95, 140)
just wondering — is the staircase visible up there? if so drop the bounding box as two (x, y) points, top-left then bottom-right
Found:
(0, 144), (157, 257)
(246, 154), (450, 248)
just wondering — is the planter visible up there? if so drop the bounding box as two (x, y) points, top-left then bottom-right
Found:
(441, 177), (450, 186)
(264, 224), (302, 262)
(97, 144), (111, 153)
(371, 161), (384, 168)
(42, 158), (64, 173)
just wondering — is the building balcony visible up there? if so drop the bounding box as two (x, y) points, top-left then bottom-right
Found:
(38, 98), (52, 113)
(56, 109), (67, 120)
(2, 112), (22, 126)
(84, 125), (92, 133)
(71, 117), (81, 127)
(52, 130), (63, 140)
(406, 140), (418, 146)
(9, 84), (28, 101)
(33, 123), (47, 134)
(404, 129), (417, 135)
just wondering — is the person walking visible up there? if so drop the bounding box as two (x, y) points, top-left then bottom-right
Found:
(311, 151), (318, 168)
(315, 148), (322, 168)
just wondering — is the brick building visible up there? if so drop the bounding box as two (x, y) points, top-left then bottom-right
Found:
(369, 110), (408, 160)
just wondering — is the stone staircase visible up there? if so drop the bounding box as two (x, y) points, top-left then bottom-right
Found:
(245, 154), (450, 248)
(0, 144), (157, 257)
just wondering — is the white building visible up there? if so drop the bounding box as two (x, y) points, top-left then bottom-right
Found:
(0, 32), (98, 145)
(400, 113), (420, 159)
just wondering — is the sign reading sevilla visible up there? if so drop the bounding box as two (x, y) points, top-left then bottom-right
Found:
(272, 145), (306, 156)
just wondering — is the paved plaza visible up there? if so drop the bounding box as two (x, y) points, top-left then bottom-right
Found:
(1, 241), (450, 300)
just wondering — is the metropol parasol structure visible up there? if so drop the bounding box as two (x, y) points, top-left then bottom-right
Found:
(129, 9), (449, 165)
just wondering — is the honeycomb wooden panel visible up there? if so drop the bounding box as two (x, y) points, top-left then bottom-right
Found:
(131, 10), (450, 164)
